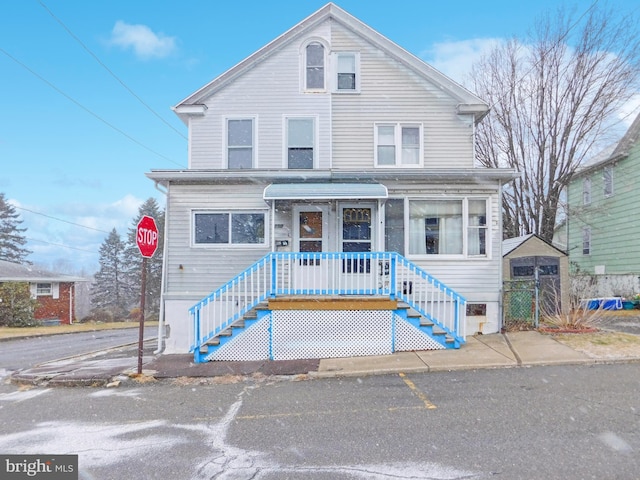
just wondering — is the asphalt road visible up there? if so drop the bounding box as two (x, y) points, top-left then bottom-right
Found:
(0, 327), (157, 373)
(0, 363), (638, 479)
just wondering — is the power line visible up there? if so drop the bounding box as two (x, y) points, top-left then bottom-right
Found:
(26, 236), (97, 254)
(0, 47), (186, 168)
(14, 205), (112, 235)
(38, 0), (188, 142)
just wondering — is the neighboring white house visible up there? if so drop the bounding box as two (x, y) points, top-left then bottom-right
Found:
(147, 3), (517, 361)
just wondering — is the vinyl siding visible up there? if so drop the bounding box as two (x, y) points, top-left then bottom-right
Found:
(189, 23), (331, 170)
(329, 23), (474, 170)
(165, 183), (271, 295)
(567, 142), (640, 274)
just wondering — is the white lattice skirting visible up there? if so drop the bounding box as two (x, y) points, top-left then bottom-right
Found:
(206, 310), (444, 362)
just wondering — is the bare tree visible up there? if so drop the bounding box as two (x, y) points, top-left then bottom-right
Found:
(471, 4), (640, 241)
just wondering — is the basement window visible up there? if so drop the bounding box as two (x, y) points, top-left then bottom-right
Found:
(466, 303), (487, 316)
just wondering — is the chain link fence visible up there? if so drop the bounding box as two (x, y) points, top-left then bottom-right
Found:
(503, 280), (538, 329)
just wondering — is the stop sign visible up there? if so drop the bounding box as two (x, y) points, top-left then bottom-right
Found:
(136, 215), (159, 258)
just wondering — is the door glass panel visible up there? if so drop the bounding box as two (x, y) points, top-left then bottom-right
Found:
(342, 207), (372, 273)
(299, 211), (323, 265)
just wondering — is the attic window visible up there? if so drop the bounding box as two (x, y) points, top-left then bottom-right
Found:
(305, 42), (324, 90)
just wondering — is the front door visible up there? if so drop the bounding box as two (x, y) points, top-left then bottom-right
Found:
(293, 205), (329, 290)
(339, 204), (375, 290)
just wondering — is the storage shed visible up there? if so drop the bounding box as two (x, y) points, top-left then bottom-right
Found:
(503, 234), (570, 319)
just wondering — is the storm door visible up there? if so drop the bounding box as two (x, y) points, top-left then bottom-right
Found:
(339, 204), (375, 292)
(293, 205), (328, 291)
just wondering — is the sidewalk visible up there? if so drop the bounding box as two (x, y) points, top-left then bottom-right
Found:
(9, 331), (640, 387)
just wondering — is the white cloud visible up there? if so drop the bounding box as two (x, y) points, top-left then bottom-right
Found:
(109, 20), (177, 59)
(618, 93), (640, 128)
(422, 38), (503, 84)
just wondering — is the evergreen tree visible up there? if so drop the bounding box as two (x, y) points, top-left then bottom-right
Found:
(91, 228), (131, 317)
(0, 193), (31, 264)
(123, 198), (165, 317)
(0, 282), (37, 327)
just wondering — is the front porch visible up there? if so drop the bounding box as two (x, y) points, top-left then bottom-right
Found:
(190, 252), (466, 363)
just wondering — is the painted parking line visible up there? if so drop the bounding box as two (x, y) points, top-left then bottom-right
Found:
(399, 372), (437, 409)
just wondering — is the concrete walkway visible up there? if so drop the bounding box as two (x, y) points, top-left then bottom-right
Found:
(9, 331), (637, 387)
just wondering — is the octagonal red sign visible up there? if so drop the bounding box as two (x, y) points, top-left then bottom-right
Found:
(136, 215), (159, 258)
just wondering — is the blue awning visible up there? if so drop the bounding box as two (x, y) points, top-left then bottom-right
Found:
(263, 183), (388, 200)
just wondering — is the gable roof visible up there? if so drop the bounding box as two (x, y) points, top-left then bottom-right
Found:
(575, 112), (640, 177)
(0, 260), (87, 283)
(502, 234), (567, 257)
(173, 2), (488, 123)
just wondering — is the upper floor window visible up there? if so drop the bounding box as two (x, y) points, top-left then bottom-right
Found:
(194, 211), (266, 246)
(333, 52), (359, 92)
(226, 118), (254, 169)
(375, 123), (422, 167)
(305, 42), (325, 90)
(286, 117), (315, 169)
(582, 177), (591, 205)
(408, 198), (488, 257)
(603, 165), (613, 197)
(582, 226), (591, 255)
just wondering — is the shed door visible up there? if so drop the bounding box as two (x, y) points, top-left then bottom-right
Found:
(511, 256), (561, 313)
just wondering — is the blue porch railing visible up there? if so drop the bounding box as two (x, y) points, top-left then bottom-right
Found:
(189, 252), (466, 358)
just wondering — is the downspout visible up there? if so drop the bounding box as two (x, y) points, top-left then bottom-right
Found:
(69, 283), (73, 325)
(154, 180), (169, 354)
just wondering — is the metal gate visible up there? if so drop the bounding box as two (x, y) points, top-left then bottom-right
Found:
(503, 279), (537, 326)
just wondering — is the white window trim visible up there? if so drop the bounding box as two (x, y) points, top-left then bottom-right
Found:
(374, 123), (424, 167)
(331, 51), (360, 93)
(301, 39), (328, 93)
(191, 209), (269, 248)
(223, 116), (257, 169)
(283, 115), (318, 169)
(405, 196), (491, 259)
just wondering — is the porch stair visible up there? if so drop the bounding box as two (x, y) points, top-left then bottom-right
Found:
(190, 252), (466, 363)
(197, 297), (458, 361)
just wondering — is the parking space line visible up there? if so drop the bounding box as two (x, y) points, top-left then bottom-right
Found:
(399, 372), (437, 409)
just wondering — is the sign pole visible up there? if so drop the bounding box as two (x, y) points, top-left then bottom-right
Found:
(135, 215), (158, 375)
(137, 257), (147, 375)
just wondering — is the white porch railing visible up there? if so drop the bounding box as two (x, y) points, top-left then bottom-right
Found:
(189, 252), (466, 356)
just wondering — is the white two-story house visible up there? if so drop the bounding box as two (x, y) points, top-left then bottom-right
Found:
(147, 3), (517, 362)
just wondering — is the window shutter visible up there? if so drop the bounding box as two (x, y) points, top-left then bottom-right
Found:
(53, 283), (60, 299)
(29, 283), (37, 299)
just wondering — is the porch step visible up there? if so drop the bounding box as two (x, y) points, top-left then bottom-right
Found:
(397, 302), (457, 347)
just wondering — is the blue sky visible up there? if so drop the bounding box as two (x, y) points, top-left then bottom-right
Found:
(1, 0), (638, 274)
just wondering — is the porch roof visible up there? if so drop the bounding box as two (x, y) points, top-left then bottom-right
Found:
(263, 183), (388, 200)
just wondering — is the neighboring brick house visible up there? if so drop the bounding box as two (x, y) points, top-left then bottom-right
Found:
(0, 260), (87, 325)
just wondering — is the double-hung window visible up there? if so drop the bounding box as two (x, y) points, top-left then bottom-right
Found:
(286, 117), (315, 169)
(194, 211), (266, 246)
(375, 123), (422, 167)
(582, 227), (591, 255)
(226, 118), (254, 169)
(603, 165), (613, 197)
(305, 42), (325, 90)
(582, 177), (591, 205)
(408, 198), (488, 256)
(36, 283), (52, 296)
(333, 52), (359, 92)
